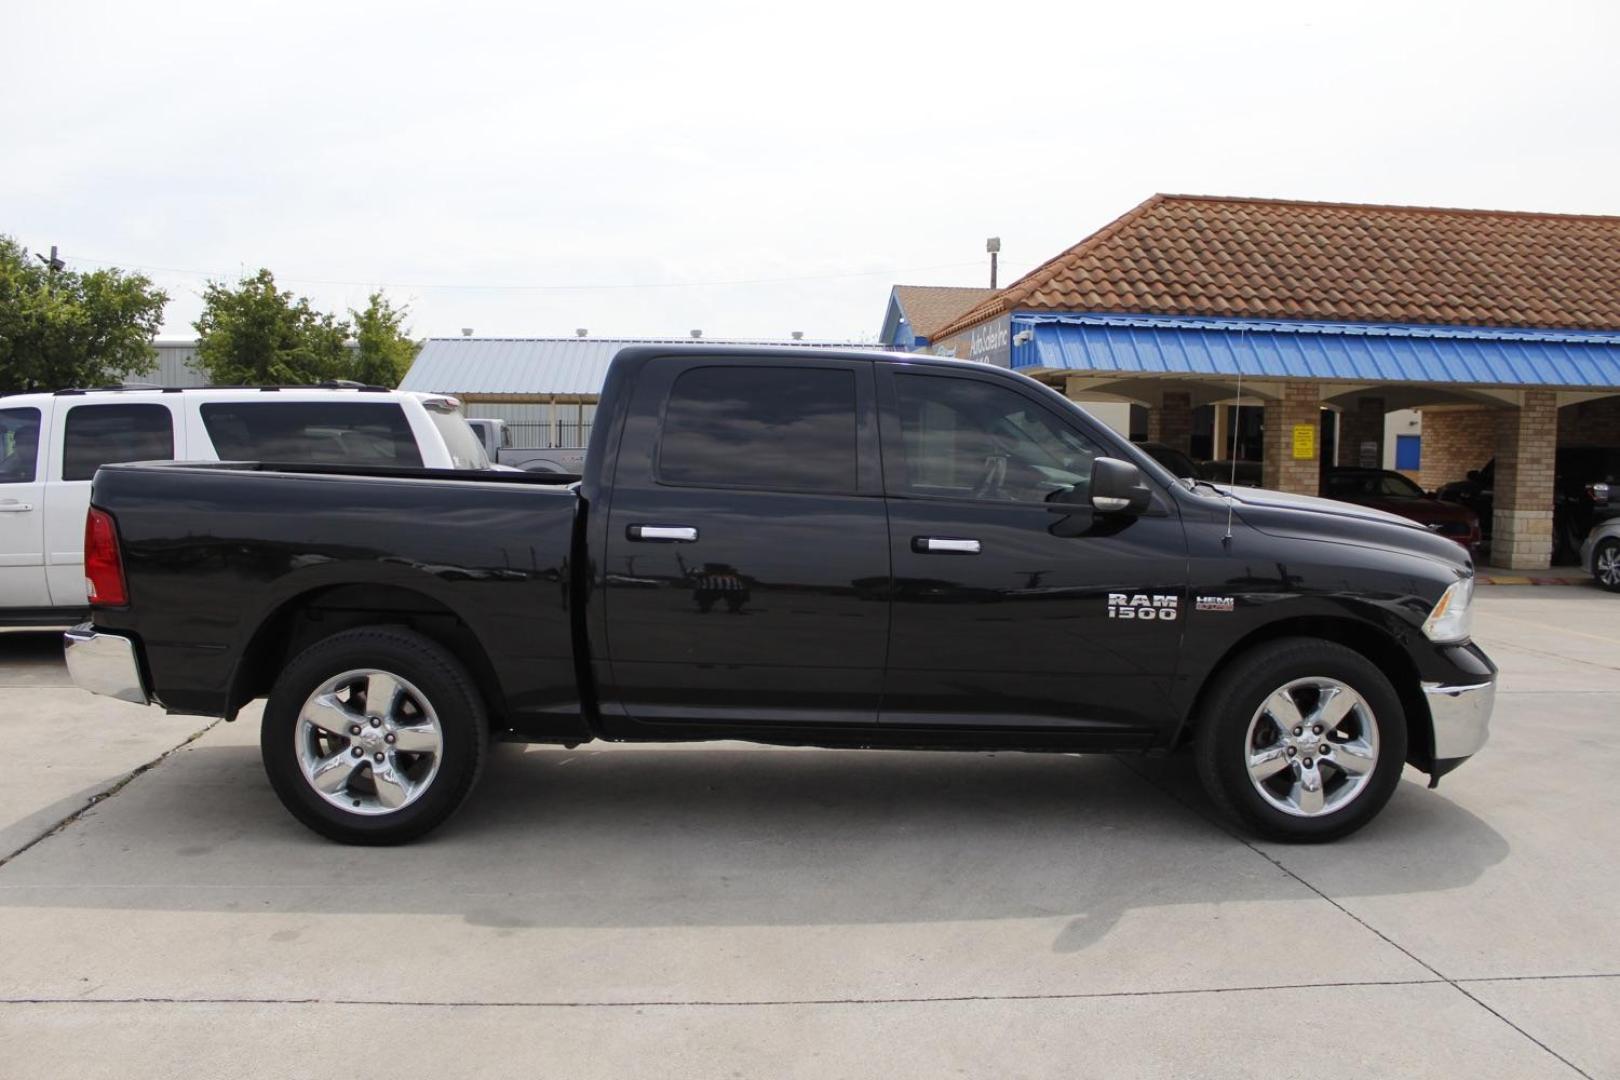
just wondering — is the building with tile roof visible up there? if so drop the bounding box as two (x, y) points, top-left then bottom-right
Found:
(878, 285), (998, 349)
(911, 194), (1620, 569)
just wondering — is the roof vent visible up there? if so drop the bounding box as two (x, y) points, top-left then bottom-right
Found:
(460, 328), (473, 337)
(689, 329), (702, 339)
(791, 330), (804, 340)
(575, 328), (588, 337)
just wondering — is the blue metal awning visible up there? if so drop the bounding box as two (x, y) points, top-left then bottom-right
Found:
(1011, 313), (1620, 389)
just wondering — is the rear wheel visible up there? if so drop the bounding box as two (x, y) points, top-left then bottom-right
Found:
(1596, 539), (1620, 593)
(1194, 638), (1407, 842)
(261, 627), (488, 844)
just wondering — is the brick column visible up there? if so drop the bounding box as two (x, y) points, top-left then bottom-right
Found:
(1338, 396), (1385, 468)
(1144, 391), (1193, 454)
(1492, 390), (1557, 570)
(1262, 382), (1322, 494)
(1418, 408), (1497, 490)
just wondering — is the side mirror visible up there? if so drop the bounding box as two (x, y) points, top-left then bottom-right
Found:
(1090, 456), (1151, 515)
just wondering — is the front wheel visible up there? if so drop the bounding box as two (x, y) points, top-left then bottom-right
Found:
(261, 626), (489, 845)
(1594, 539), (1620, 593)
(1194, 638), (1407, 842)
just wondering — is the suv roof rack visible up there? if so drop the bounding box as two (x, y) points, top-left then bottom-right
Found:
(50, 382), (393, 396)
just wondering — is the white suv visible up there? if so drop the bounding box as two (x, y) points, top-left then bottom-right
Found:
(0, 386), (490, 627)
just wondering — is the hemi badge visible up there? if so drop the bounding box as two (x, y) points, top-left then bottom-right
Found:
(1196, 596), (1234, 613)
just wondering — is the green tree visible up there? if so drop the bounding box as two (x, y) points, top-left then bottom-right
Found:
(348, 291), (419, 388)
(0, 236), (168, 393)
(193, 269), (350, 385)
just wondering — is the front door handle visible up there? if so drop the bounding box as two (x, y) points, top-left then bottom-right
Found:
(0, 501), (34, 512)
(628, 524), (699, 542)
(914, 536), (981, 554)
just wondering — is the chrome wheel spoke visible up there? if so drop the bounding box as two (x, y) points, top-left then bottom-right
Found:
(1263, 688), (1305, 731)
(301, 693), (358, 739)
(1313, 687), (1357, 735)
(1329, 739), (1376, 776)
(1293, 767), (1326, 815)
(391, 723), (442, 755)
(371, 762), (413, 809)
(364, 672), (406, 723)
(309, 750), (360, 795)
(1248, 744), (1291, 782)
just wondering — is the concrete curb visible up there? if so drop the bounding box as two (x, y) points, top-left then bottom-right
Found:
(1475, 570), (1589, 586)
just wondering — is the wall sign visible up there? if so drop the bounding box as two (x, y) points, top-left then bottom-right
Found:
(1292, 424), (1317, 460)
(967, 316), (1012, 368)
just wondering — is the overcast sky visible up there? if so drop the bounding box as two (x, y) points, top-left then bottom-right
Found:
(5, 0), (1618, 343)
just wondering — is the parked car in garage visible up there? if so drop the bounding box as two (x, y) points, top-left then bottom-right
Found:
(1438, 447), (1620, 563)
(67, 346), (1494, 846)
(0, 385), (490, 628)
(1578, 491), (1620, 591)
(1131, 439), (1199, 480)
(1321, 468), (1481, 553)
(1198, 459), (1263, 488)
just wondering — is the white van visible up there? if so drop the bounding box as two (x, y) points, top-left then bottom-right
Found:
(0, 386), (490, 627)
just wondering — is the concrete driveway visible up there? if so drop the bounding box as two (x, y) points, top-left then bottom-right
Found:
(1, 587), (1617, 1078)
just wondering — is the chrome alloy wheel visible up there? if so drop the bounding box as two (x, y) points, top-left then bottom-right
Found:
(1598, 543), (1620, 588)
(1244, 677), (1379, 818)
(294, 668), (444, 816)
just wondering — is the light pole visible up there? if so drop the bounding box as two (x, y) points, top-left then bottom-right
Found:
(986, 237), (1000, 289)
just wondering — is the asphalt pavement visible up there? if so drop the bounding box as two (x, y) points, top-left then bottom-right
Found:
(0, 586), (1616, 1078)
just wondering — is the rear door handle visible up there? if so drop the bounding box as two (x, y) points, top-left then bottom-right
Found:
(628, 524), (699, 542)
(0, 501), (34, 512)
(914, 536), (980, 554)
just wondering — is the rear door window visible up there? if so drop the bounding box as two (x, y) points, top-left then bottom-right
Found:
(0, 407), (42, 483)
(62, 403), (175, 481)
(657, 366), (858, 493)
(201, 402), (423, 467)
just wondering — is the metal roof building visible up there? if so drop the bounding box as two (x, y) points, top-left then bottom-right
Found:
(399, 335), (877, 450)
(398, 336), (871, 398)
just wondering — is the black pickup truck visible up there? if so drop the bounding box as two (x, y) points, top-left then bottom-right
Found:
(65, 347), (1496, 844)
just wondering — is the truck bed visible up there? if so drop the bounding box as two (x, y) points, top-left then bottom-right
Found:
(89, 460), (585, 733)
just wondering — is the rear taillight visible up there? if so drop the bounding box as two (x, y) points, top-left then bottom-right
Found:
(84, 507), (128, 607)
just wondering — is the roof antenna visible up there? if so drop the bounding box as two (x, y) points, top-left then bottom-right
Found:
(1223, 359), (1243, 544)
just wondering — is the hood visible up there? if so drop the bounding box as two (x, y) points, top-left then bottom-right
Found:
(1209, 484), (1422, 530)
(1204, 483), (1469, 567)
(1350, 495), (1477, 526)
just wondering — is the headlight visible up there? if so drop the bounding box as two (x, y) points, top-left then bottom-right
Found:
(1423, 576), (1474, 643)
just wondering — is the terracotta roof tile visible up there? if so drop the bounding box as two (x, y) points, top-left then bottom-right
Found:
(933, 195), (1620, 341)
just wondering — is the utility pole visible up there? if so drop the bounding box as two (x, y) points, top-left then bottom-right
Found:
(986, 237), (1000, 288)
(35, 245), (65, 273)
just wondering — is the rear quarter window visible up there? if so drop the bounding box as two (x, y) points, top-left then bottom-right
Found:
(201, 402), (423, 467)
(63, 403), (175, 481)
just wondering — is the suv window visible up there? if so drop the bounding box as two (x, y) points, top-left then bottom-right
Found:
(201, 402), (424, 467)
(893, 374), (1102, 503)
(63, 403), (175, 481)
(658, 366), (858, 493)
(424, 408), (490, 470)
(0, 407), (41, 484)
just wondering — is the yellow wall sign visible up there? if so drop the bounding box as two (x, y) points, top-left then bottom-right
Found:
(1292, 424), (1316, 459)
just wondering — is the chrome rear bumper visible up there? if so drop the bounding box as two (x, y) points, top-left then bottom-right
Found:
(63, 625), (150, 706)
(1422, 678), (1495, 762)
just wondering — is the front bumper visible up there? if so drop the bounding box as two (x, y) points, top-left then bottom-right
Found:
(63, 625), (151, 706)
(1422, 676), (1495, 781)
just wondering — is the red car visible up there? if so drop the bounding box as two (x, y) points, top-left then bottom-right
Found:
(1321, 468), (1481, 551)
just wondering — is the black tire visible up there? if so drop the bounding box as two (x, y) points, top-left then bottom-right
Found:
(261, 626), (488, 845)
(1193, 637), (1407, 843)
(1595, 539), (1620, 593)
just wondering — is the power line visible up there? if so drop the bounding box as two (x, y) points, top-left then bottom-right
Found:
(59, 254), (985, 293)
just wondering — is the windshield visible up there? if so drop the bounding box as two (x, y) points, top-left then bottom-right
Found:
(427, 409), (492, 470)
